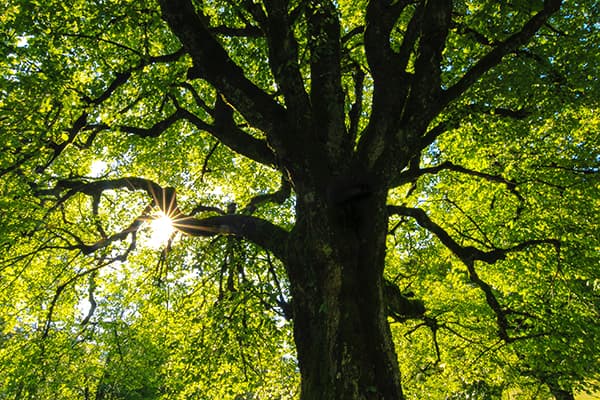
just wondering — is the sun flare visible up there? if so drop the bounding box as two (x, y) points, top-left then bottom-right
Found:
(148, 212), (175, 248)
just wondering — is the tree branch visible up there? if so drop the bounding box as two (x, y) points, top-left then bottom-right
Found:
(348, 64), (365, 143)
(40, 177), (290, 262)
(158, 0), (288, 147)
(388, 205), (560, 342)
(395, 3), (423, 71)
(241, 175), (292, 214)
(180, 102), (277, 166)
(387, 205), (559, 265)
(358, 0), (412, 171)
(208, 25), (263, 38)
(84, 49), (186, 106)
(32, 49), (187, 174)
(364, 0), (408, 82)
(118, 108), (189, 138)
(306, 0), (349, 161)
(392, 161), (524, 205)
(41, 176), (164, 206)
(89, 101), (277, 166)
(263, 0), (310, 118)
(441, 0), (563, 108)
(407, 0), (452, 118)
(384, 279), (426, 322)
(173, 214), (288, 261)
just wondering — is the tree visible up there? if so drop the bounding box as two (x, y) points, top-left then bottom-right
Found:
(1, 0), (599, 399)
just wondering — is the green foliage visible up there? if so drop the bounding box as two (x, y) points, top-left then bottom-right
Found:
(1, 0), (599, 398)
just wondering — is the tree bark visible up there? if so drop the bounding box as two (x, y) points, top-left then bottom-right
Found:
(547, 381), (575, 400)
(285, 187), (404, 399)
(550, 389), (575, 400)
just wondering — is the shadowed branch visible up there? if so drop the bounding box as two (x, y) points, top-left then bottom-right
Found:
(440, 0), (563, 108)
(388, 205), (560, 342)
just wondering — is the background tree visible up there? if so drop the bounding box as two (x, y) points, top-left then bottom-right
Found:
(1, 0), (599, 399)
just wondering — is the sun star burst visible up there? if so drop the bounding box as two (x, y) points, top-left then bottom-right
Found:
(148, 211), (175, 248)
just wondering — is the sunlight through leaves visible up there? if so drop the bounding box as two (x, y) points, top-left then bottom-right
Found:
(148, 212), (174, 248)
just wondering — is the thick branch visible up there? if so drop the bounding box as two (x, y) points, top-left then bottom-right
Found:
(396, 2), (424, 72)
(358, 1), (412, 171)
(407, 0), (452, 118)
(118, 108), (189, 138)
(42, 176), (165, 206)
(441, 0), (563, 108)
(208, 25), (263, 37)
(348, 65), (365, 142)
(263, 0), (310, 118)
(158, 0), (287, 141)
(241, 175), (291, 214)
(364, 0), (408, 81)
(181, 103), (276, 166)
(388, 205), (560, 342)
(42, 177), (290, 261)
(387, 206), (559, 265)
(306, 0), (348, 160)
(90, 103), (276, 166)
(173, 214), (289, 262)
(419, 119), (459, 152)
(384, 280), (426, 322)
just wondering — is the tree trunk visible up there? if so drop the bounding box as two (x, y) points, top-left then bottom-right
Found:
(548, 382), (575, 400)
(286, 186), (404, 399)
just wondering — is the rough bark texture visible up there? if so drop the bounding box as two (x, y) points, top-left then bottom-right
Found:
(550, 389), (575, 400)
(287, 189), (403, 399)
(547, 380), (575, 400)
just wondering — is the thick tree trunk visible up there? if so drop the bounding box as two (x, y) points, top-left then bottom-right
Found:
(548, 382), (575, 400)
(286, 187), (404, 399)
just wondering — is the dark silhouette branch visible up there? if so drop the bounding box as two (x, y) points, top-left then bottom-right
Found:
(387, 205), (558, 265)
(452, 21), (495, 46)
(241, 175), (292, 214)
(357, 1), (420, 172)
(387, 205), (560, 342)
(348, 64), (365, 143)
(39, 177), (290, 262)
(467, 104), (531, 119)
(80, 272), (98, 326)
(84, 49), (186, 106)
(41, 262), (107, 339)
(32, 49), (185, 173)
(408, 0), (452, 117)
(393, 161), (524, 207)
(158, 0), (289, 151)
(208, 25), (263, 37)
(88, 103), (276, 166)
(262, 0), (310, 119)
(181, 102), (277, 166)
(396, 2), (425, 71)
(306, 0), (348, 159)
(441, 0), (563, 108)
(418, 119), (460, 154)
(341, 25), (365, 45)
(173, 214), (289, 263)
(364, 0), (408, 81)
(38, 176), (164, 207)
(384, 280), (426, 322)
(200, 141), (219, 182)
(117, 108), (190, 138)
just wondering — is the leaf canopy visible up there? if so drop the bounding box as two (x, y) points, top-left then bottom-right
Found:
(1, 0), (599, 398)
